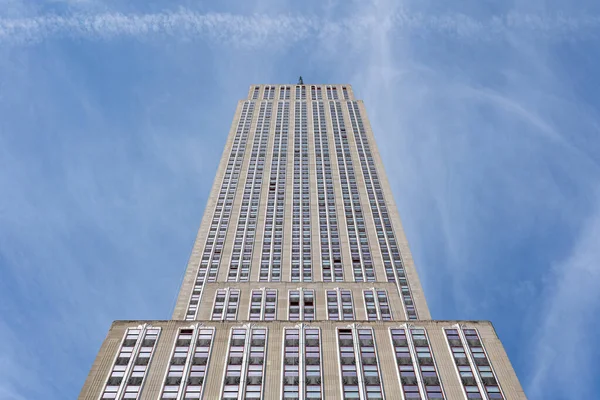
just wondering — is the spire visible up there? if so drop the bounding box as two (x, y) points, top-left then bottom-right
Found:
(298, 76), (304, 84)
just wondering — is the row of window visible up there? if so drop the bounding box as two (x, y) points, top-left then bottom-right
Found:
(222, 327), (268, 399)
(347, 101), (418, 320)
(326, 85), (338, 100)
(391, 328), (445, 399)
(212, 289), (241, 321)
(445, 328), (505, 399)
(252, 85), (350, 101)
(295, 85), (307, 101)
(263, 85), (276, 100)
(101, 326), (160, 399)
(228, 101), (272, 282)
(310, 85), (323, 101)
(186, 102), (254, 320)
(207, 288), (393, 321)
(313, 101), (344, 281)
(249, 289), (278, 321)
(338, 327), (384, 399)
(330, 101), (375, 282)
(292, 101), (312, 282)
(260, 101), (289, 281)
(104, 326), (504, 400)
(160, 327), (215, 399)
(279, 86), (291, 100)
(283, 327), (324, 399)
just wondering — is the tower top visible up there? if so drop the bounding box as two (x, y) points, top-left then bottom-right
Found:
(298, 76), (304, 84)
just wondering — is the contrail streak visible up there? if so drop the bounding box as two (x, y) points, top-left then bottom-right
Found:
(0, 10), (598, 46)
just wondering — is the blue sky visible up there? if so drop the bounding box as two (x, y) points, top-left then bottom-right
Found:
(1, 0), (599, 398)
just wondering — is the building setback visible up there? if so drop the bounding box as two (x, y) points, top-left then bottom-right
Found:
(79, 84), (527, 400)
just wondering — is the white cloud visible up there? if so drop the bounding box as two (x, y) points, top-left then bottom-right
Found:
(526, 190), (600, 398)
(0, 8), (598, 46)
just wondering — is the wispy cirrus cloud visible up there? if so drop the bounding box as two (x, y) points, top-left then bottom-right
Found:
(0, 9), (599, 46)
(526, 190), (600, 398)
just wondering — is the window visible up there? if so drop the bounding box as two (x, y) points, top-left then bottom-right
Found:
(391, 327), (445, 399)
(249, 289), (277, 321)
(288, 289), (315, 321)
(222, 327), (268, 399)
(183, 329), (215, 399)
(102, 327), (160, 400)
(228, 101), (272, 282)
(363, 289), (392, 320)
(337, 327), (383, 400)
(313, 100), (343, 282)
(212, 289), (240, 321)
(462, 328), (504, 399)
(347, 101), (418, 319)
(186, 101), (255, 319)
(330, 101), (374, 283)
(260, 100), (289, 282)
(444, 327), (504, 399)
(291, 100), (312, 282)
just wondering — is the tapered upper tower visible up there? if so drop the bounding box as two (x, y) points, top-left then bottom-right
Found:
(79, 84), (526, 400)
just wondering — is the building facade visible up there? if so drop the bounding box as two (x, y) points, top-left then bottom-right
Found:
(79, 84), (527, 399)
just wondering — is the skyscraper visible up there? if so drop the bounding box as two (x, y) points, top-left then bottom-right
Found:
(80, 84), (526, 399)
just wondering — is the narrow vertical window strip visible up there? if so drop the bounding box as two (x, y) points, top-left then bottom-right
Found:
(376, 290), (392, 320)
(295, 86), (306, 101)
(160, 327), (197, 400)
(212, 289), (227, 320)
(222, 328), (248, 399)
(279, 86), (291, 100)
(340, 289), (355, 320)
(409, 328), (445, 400)
(226, 289), (240, 321)
(249, 290), (263, 321)
(249, 289), (278, 321)
(181, 328), (216, 400)
(443, 328), (485, 400)
(102, 326), (160, 400)
(346, 101), (418, 320)
(186, 101), (254, 320)
(326, 289), (355, 321)
(313, 101), (343, 282)
(282, 328), (301, 399)
(260, 101), (288, 282)
(326, 85), (339, 100)
(330, 101), (374, 283)
(337, 326), (384, 400)
(228, 101), (272, 282)
(242, 328), (268, 399)
(336, 328), (360, 399)
(121, 326), (160, 400)
(288, 289), (315, 321)
(361, 289), (393, 321)
(300, 101), (312, 282)
(326, 290), (340, 320)
(265, 289), (277, 321)
(363, 290), (379, 321)
(292, 101), (312, 282)
(303, 289), (315, 320)
(390, 328), (424, 400)
(304, 328), (323, 399)
(100, 327), (141, 400)
(357, 328), (384, 400)
(461, 328), (505, 400)
(263, 85), (275, 100)
(289, 290), (301, 321)
(211, 289), (240, 321)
